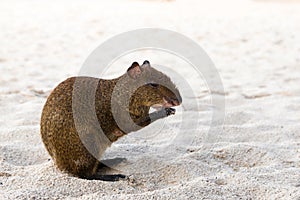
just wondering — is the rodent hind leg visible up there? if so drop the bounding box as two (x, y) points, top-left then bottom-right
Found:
(137, 107), (176, 126)
(93, 157), (128, 181)
(76, 160), (128, 182)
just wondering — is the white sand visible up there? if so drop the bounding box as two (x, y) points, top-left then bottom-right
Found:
(1, 0), (300, 199)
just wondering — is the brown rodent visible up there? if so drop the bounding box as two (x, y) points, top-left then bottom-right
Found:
(40, 60), (182, 181)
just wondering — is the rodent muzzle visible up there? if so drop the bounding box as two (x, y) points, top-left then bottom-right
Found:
(163, 97), (181, 107)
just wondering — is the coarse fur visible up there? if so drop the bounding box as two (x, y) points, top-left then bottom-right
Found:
(40, 61), (182, 180)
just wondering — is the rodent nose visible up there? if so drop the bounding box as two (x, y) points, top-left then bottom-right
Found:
(177, 95), (182, 105)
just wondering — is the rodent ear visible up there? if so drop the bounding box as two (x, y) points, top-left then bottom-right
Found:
(141, 60), (150, 68)
(127, 62), (142, 79)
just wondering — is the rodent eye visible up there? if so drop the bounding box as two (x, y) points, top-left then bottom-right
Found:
(148, 83), (159, 88)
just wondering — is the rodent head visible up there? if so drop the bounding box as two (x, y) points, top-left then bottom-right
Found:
(126, 60), (182, 110)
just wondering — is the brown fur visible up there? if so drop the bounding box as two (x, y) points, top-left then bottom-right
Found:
(40, 61), (181, 179)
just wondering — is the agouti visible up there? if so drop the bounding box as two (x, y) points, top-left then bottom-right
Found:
(40, 60), (182, 181)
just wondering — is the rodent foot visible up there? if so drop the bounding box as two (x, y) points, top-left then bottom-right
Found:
(86, 174), (127, 181)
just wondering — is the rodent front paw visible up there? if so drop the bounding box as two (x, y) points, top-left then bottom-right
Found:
(165, 107), (176, 116)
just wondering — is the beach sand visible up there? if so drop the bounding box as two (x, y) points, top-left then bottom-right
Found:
(0, 0), (300, 199)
